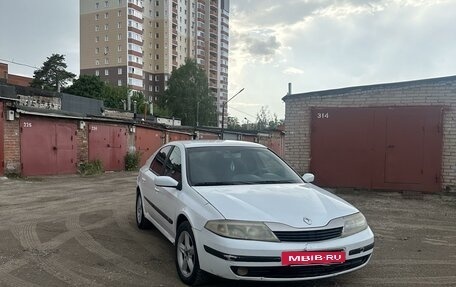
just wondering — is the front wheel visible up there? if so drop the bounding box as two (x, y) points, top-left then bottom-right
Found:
(175, 221), (208, 286)
(136, 192), (151, 229)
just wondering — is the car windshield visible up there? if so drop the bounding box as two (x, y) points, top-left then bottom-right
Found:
(187, 146), (303, 186)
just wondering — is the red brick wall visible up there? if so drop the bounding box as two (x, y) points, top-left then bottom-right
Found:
(3, 113), (20, 174)
(76, 122), (89, 164)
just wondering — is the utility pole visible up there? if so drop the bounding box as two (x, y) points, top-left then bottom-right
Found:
(221, 88), (244, 139)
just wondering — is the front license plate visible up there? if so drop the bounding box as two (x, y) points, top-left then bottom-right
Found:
(281, 251), (346, 266)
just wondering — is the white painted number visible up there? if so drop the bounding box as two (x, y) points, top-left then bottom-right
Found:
(91, 126), (98, 131)
(23, 122), (32, 128)
(317, 113), (329, 119)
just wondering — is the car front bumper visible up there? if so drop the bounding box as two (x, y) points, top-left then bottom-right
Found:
(194, 226), (374, 281)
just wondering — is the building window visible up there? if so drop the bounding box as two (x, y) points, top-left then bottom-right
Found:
(155, 65), (159, 70)
(117, 22), (121, 28)
(149, 75), (153, 81)
(105, 1), (108, 8)
(105, 35), (109, 41)
(155, 22), (159, 28)
(118, 45), (122, 51)
(118, 57), (122, 63)
(95, 14), (99, 20)
(155, 11), (159, 17)
(95, 47), (99, 54)
(118, 33), (122, 40)
(155, 0), (159, 5)
(155, 43), (159, 49)
(104, 12), (108, 18)
(105, 69), (109, 75)
(118, 68), (122, 75)
(118, 10), (121, 16)
(95, 36), (99, 42)
(155, 75), (159, 81)
(155, 54), (159, 60)
(96, 59), (100, 65)
(155, 33), (159, 38)
(95, 25), (100, 31)
(155, 86), (159, 92)
(95, 70), (100, 76)
(105, 58), (109, 64)
(118, 79), (122, 86)
(149, 85), (153, 91)
(96, 2), (99, 9)
(104, 24), (108, 30)
(119, 0), (122, 5)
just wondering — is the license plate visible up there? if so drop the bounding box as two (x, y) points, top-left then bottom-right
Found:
(281, 251), (346, 266)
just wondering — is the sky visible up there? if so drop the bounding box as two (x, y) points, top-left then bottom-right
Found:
(1, 0), (456, 122)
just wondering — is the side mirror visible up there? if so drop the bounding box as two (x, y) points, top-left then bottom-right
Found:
(302, 173), (315, 183)
(155, 176), (179, 188)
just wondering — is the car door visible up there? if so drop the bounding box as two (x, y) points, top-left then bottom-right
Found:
(154, 145), (183, 237)
(142, 145), (172, 225)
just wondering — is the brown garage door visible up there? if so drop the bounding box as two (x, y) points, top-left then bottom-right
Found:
(135, 127), (163, 166)
(310, 106), (442, 192)
(20, 117), (77, 176)
(167, 131), (192, 142)
(88, 124), (127, 171)
(0, 102), (4, 175)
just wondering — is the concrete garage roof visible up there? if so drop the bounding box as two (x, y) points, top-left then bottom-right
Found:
(282, 75), (456, 101)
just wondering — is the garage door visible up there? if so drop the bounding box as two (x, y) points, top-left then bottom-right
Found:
(20, 117), (77, 176)
(88, 124), (127, 171)
(135, 127), (163, 166)
(167, 131), (192, 142)
(310, 106), (442, 192)
(0, 102), (4, 175)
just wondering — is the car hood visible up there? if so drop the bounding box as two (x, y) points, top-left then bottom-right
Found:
(193, 184), (358, 228)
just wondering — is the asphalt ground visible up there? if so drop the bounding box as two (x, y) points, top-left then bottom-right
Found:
(0, 172), (455, 287)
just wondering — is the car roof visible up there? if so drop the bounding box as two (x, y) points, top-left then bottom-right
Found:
(171, 140), (266, 149)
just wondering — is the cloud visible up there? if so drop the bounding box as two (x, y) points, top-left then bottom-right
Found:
(283, 67), (304, 75)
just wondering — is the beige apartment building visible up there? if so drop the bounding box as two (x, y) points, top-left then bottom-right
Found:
(80, 0), (229, 126)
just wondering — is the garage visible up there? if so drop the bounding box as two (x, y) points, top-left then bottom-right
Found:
(310, 107), (442, 192)
(167, 131), (192, 142)
(283, 75), (456, 192)
(88, 123), (127, 171)
(20, 117), (77, 176)
(135, 127), (163, 166)
(0, 102), (4, 175)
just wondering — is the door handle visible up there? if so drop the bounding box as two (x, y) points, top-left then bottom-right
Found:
(141, 177), (146, 182)
(154, 187), (160, 192)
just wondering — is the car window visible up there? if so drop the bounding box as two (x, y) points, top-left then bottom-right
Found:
(150, 146), (172, 175)
(164, 146), (182, 182)
(187, 146), (303, 186)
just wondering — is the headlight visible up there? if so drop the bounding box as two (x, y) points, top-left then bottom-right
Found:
(205, 220), (279, 242)
(342, 212), (368, 237)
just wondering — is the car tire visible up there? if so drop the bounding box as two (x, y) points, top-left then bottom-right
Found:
(175, 221), (208, 286)
(136, 192), (152, 229)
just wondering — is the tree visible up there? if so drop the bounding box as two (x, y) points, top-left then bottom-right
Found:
(63, 75), (129, 109)
(256, 106), (283, 130)
(31, 54), (76, 91)
(227, 116), (241, 129)
(157, 58), (216, 126)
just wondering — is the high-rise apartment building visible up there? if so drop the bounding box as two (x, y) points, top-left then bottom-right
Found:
(80, 0), (229, 126)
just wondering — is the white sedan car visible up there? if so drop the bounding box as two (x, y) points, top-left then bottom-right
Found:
(136, 140), (374, 285)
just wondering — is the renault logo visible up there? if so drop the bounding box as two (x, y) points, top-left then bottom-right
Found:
(303, 217), (312, 225)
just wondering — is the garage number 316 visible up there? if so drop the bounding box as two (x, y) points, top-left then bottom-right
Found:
(317, 112), (329, 119)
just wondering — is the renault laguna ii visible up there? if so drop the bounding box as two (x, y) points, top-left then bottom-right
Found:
(135, 140), (374, 285)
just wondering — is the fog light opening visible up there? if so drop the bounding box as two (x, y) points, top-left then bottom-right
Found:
(236, 267), (248, 276)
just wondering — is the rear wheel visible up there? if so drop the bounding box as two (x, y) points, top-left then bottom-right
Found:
(175, 221), (208, 286)
(136, 192), (151, 229)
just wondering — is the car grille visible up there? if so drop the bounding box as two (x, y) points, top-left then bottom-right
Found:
(273, 227), (343, 242)
(230, 254), (370, 278)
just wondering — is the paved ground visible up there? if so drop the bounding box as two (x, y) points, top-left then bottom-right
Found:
(0, 172), (455, 287)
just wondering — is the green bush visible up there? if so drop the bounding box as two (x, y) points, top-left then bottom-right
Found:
(78, 160), (104, 176)
(125, 151), (141, 171)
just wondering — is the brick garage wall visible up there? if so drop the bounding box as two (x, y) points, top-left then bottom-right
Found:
(284, 77), (456, 191)
(3, 113), (20, 174)
(76, 122), (88, 165)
